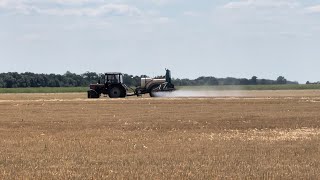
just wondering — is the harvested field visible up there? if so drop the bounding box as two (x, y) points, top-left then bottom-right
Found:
(0, 90), (320, 179)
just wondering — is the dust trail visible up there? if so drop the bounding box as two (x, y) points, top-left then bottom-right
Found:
(154, 90), (246, 98)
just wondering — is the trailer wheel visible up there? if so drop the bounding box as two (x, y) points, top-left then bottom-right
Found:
(149, 84), (160, 97)
(109, 86), (126, 98)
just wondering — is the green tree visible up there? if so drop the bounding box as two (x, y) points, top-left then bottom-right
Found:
(250, 76), (258, 85)
(3, 74), (16, 88)
(276, 76), (287, 84)
(0, 79), (4, 88)
(239, 78), (250, 85)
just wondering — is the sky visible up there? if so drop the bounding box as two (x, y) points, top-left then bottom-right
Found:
(0, 0), (320, 83)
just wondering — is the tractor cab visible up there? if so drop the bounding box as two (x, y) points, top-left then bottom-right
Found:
(105, 72), (123, 84)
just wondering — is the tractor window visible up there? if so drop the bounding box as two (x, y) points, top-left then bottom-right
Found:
(106, 74), (121, 83)
(119, 75), (123, 83)
(115, 75), (120, 83)
(107, 75), (115, 83)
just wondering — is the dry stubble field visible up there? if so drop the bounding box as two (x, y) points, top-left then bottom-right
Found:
(0, 90), (320, 179)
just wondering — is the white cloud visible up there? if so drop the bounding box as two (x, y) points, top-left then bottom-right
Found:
(50, 0), (101, 5)
(0, 1), (141, 17)
(39, 4), (141, 17)
(224, 0), (300, 9)
(149, 0), (181, 6)
(305, 5), (320, 13)
(18, 33), (48, 41)
(0, 0), (19, 8)
(156, 17), (171, 23)
(0, 0), (7, 7)
(183, 11), (202, 17)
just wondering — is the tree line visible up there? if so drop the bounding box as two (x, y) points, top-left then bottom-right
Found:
(0, 71), (297, 88)
(173, 76), (297, 86)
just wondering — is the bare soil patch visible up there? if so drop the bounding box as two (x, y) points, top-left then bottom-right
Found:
(0, 91), (320, 179)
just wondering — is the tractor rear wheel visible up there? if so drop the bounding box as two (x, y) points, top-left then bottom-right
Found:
(109, 86), (126, 98)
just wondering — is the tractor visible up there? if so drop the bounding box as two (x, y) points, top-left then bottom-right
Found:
(87, 69), (175, 98)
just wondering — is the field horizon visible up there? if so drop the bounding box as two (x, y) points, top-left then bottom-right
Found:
(1, 84), (320, 94)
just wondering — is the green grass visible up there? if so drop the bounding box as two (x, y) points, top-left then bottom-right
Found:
(177, 84), (320, 91)
(1, 84), (320, 93)
(0, 87), (88, 94)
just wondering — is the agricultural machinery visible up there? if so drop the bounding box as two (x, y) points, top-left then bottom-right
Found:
(87, 69), (175, 98)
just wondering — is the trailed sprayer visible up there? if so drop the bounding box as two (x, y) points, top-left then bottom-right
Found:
(87, 69), (175, 98)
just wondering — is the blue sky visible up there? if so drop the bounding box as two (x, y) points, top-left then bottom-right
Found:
(0, 0), (320, 83)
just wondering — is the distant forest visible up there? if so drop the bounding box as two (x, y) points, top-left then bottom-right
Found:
(0, 71), (298, 88)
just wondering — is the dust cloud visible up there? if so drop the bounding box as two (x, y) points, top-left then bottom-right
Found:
(154, 90), (246, 98)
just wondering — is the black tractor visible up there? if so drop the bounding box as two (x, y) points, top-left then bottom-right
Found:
(87, 72), (127, 98)
(87, 69), (175, 99)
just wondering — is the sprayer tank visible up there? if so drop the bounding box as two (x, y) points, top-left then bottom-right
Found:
(141, 78), (165, 89)
(141, 78), (152, 88)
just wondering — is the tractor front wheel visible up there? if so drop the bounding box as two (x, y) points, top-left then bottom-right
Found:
(88, 90), (100, 98)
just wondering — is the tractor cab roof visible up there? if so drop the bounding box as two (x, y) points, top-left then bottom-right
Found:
(105, 72), (123, 75)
